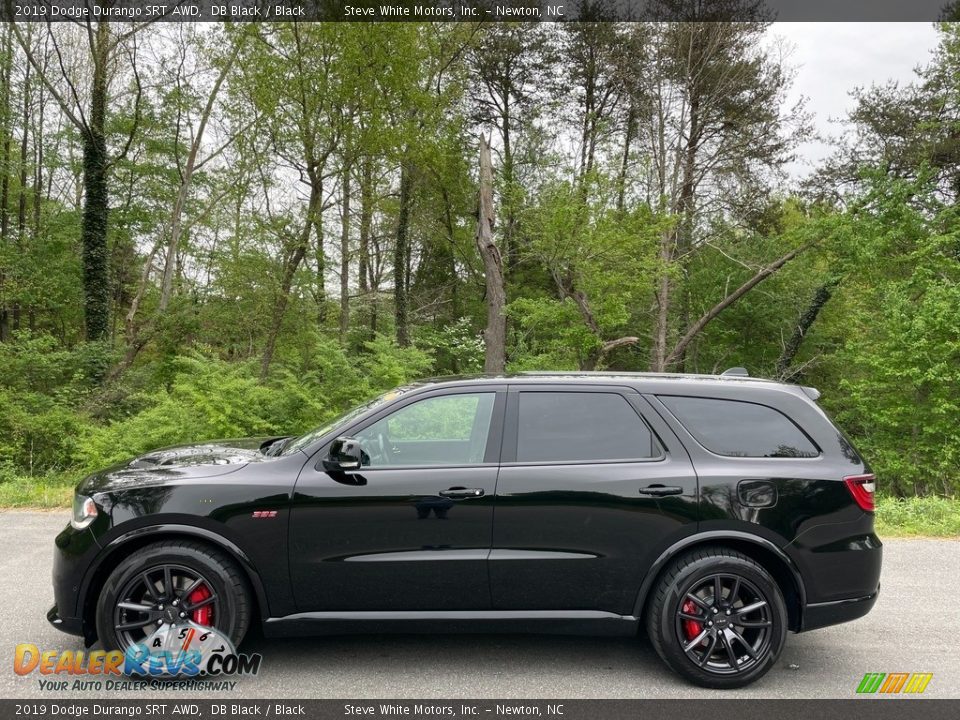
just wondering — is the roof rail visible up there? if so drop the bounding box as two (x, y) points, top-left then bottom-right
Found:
(720, 367), (750, 378)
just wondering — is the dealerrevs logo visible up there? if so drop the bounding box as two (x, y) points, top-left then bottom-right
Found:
(14, 621), (261, 689)
(856, 672), (933, 694)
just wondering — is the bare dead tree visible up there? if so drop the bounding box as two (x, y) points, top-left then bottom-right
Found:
(475, 134), (506, 373)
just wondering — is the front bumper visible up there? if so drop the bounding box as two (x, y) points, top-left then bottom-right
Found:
(47, 604), (85, 637)
(50, 520), (102, 644)
(800, 584), (880, 632)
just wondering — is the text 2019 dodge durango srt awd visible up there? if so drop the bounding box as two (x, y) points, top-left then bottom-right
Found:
(50, 371), (881, 688)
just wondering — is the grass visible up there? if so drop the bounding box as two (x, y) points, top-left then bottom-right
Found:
(875, 495), (960, 537)
(0, 473), (76, 509)
(0, 476), (958, 537)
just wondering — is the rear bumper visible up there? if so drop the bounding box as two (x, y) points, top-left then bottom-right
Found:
(800, 584), (879, 632)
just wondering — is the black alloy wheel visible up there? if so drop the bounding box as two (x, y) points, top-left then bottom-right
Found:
(646, 546), (787, 689)
(675, 573), (773, 675)
(111, 563), (220, 649)
(96, 540), (252, 652)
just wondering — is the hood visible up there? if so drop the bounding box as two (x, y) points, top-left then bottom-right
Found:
(77, 437), (280, 495)
(127, 437), (271, 469)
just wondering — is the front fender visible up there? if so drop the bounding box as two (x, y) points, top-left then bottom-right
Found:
(78, 522), (275, 639)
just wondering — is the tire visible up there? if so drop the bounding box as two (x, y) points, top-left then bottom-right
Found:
(95, 539), (252, 652)
(645, 546), (787, 689)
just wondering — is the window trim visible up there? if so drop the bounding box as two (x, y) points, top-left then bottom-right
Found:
(501, 386), (666, 467)
(312, 386), (507, 471)
(656, 393), (822, 460)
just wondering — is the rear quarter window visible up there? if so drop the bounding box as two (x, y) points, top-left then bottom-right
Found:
(659, 395), (819, 458)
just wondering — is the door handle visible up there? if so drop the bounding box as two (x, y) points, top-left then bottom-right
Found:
(439, 487), (484, 499)
(639, 485), (683, 497)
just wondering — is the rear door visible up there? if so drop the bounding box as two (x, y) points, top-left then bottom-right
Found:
(489, 385), (698, 615)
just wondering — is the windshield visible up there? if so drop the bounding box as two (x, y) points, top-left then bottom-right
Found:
(280, 386), (416, 456)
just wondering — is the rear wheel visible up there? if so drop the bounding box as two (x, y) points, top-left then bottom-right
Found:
(646, 547), (787, 689)
(95, 540), (252, 652)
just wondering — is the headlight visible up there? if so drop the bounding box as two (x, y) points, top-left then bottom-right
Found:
(71, 495), (99, 530)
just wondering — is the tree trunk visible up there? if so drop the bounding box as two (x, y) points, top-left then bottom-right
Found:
(501, 109), (516, 274)
(475, 135), (506, 373)
(81, 23), (111, 342)
(616, 102), (636, 214)
(0, 24), (12, 342)
(441, 188), (460, 321)
(12, 52), (31, 332)
(339, 157), (351, 344)
(357, 155), (373, 340)
(775, 281), (837, 380)
(32, 71), (43, 237)
(674, 91), (700, 372)
(394, 160), (412, 347)
(260, 174), (323, 382)
(651, 230), (672, 372)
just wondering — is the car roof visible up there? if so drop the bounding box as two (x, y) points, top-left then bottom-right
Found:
(410, 371), (809, 397)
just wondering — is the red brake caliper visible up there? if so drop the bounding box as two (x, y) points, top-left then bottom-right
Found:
(681, 599), (703, 642)
(187, 584), (213, 626)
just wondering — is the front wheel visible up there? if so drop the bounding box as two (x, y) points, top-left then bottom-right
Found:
(95, 540), (252, 652)
(645, 547), (787, 689)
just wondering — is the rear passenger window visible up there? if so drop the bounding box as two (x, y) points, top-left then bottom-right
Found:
(660, 396), (818, 458)
(517, 392), (658, 463)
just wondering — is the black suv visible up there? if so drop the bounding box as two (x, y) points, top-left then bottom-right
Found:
(50, 371), (881, 688)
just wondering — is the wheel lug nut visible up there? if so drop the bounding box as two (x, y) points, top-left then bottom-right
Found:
(726, 610), (731, 615)
(158, 620), (164, 625)
(158, 604), (164, 610)
(179, 612), (186, 618)
(713, 608), (719, 614)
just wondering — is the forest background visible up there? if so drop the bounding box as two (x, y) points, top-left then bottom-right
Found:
(0, 15), (958, 534)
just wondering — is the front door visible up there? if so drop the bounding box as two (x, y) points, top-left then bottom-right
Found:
(489, 386), (698, 615)
(290, 387), (505, 612)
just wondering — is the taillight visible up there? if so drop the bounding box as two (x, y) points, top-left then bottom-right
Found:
(844, 473), (876, 512)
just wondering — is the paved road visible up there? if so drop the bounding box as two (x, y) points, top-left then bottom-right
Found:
(2, 511), (956, 699)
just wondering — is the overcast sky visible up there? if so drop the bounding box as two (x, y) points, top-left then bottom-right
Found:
(771, 22), (940, 177)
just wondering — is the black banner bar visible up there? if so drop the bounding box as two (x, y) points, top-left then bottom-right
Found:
(3, 700), (960, 720)
(0, 0), (956, 23)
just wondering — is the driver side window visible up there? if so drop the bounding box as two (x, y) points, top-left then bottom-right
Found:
(354, 393), (496, 468)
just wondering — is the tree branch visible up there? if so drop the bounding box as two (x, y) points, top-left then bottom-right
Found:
(663, 242), (814, 369)
(108, 36), (143, 169)
(10, 21), (87, 133)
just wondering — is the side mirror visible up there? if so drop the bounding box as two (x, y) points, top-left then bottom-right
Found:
(323, 436), (363, 472)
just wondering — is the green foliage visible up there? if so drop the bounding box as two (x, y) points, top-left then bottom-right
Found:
(875, 495), (960, 537)
(800, 174), (960, 497)
(1, 22), (959, 524)
(79, 356), (292, 469)
(414, 318), (484, 375)
(506, 296), (591, 370)
(0, 329), (435, 498)
(0, 334), (110, 477)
